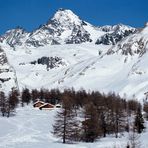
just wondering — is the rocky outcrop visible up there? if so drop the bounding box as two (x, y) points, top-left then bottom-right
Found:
(0, 9), (136, 48)
(0, 47), (18, 92)
(30, 56), (66, 70)
(96, 24), (136, 45)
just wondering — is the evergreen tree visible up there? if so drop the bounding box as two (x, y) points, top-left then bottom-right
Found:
(134, 105), (145, 134)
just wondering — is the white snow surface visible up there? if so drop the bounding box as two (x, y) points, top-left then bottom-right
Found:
(0, 106), (148, 148)
(51, 9), (82, 26)
(1, 37), (148, 100)
(0, 24), (148, 100)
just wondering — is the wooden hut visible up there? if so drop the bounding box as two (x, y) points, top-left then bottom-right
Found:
(39, 103), (55, 110)
(33, 100), (45, 108)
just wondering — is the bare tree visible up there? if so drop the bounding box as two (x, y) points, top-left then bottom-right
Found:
(31, 89), (39, 102)
(128, 129), (141, 148)
(52, 95), (79, 143)
(143, 101), (148, 120)
(21, 88), (31, 106)
(82, 102), (100, 142)
(0, 91), (6, 116)
(6, 90), (19, 117)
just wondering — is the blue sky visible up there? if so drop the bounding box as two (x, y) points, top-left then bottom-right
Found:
(0, 0), (147, 34)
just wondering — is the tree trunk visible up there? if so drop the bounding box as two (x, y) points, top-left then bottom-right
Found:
(103, 128), (106, 137)
(2, 112), (5, 117)
(63, 110), (66, 143)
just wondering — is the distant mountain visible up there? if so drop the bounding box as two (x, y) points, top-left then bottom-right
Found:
(96, 24), (136, 45)
(1, 27), (28, 48)
(107, 23), (148, 56)
(1, 8), (148, 100)
(0, 9), (135, 48)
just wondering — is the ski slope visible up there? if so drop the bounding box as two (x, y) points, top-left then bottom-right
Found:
(0, 24), (148, 100)
(0, 106), (148, 148)
(1, 41), (148, 100)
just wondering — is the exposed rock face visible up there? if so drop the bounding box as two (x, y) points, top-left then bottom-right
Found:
(0, 9), (93, 48)
(0, 47), (18, 93)
(107, 25), (148, 56)
(0, 9), (136, 48)
(96, 24), (136, 45)
(65, 25), (92, 44)
(30, 56), (66, 70)
(1, 27), (28, 48)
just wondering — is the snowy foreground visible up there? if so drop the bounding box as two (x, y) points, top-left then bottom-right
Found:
(0, 106), (148, 148)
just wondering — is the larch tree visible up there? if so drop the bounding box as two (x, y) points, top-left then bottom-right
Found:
(52, 95), (79, 143)
(21, 88), (31, 106)
(82, 102), (100, 142)
(6, 90), (19, 117)
(0, 91), (6, 117)
(143, 101), (148, 120)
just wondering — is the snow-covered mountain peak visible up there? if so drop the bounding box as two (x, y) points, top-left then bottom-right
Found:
(145, 22), (148, 27)
(141, 24), (148, 35)
(0, 8), (139, 48)
(50, 8), (82, 26)
(2, 27), (27, 40)
(113, 23), (135, 32)
(98, 23), (135, 33)
(0, 16), (148, 100)
(96, 23), (136, 45)
(1, 27), (29, 47)
(107, 23), (148, 57)
(7, 26), (27, 34)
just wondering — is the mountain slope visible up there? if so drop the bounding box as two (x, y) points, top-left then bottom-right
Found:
(0, 8), (148, 100)
(2, 25), (148, 99)
(96, 24), (136, 45)
(0, 47), (18, 93)
(1, 9), (100, 48)
(0, 9), (135, 48)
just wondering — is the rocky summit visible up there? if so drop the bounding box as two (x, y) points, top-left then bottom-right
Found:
(0, 9), (148, 100)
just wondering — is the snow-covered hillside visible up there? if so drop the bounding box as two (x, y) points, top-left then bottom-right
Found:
(0, 47), (18, 93)
(0, 8), (148, 100)
(0, 40), (147, 100)
(0, 105), (148, 148)
(96, 24), (136, 45)
(1, 7), (148, 148)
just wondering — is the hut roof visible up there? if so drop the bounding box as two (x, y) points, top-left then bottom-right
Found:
(33, 100), (45, 107)
(39, 103), (55, 110)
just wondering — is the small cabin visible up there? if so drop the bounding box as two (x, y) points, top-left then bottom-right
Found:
(39, 103), (55, 110)
(33, 100), (45, 108)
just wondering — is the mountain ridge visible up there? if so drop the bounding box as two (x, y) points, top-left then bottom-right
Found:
(0, 8), (136, 48)
(0, 8), (148, 100)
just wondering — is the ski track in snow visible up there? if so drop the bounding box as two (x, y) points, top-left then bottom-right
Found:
(0, 106), (148, 148)
(0, 106), (54, 148)
(1, 43), (148, 100)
